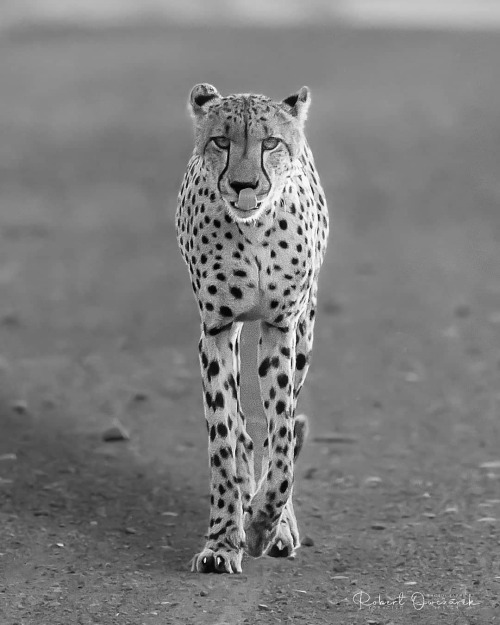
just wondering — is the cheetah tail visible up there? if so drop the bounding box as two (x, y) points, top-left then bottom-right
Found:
(293, 413), (309, 461)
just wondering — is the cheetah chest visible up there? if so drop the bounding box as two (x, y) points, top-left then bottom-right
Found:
(198, 215), (316, 327)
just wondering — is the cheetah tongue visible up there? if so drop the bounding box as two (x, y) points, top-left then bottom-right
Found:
(237, 188), (258, 211)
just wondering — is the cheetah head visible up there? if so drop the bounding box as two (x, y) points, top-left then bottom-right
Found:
(188, 84), (311, 223)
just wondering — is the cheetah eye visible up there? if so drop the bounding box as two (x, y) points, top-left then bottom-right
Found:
(212, 136), (230, 150)
(262, 137), (280, 151)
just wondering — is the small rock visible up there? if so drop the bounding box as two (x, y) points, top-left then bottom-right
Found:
(371, 523), (386, 530)
(132, 391), (149, 402)
(364, 476), (382, 486)
(161, 511), (178, 517)
(404, 372), (420, 383)
(480, 461), (500, 470)
(199, 590), (208, 597)
(0, 453), (17, 462)
(258, 604), (271, 611)
(454, 304), (471, 318)
(0, 311), (21, 327)
(423, 512), (436, 518)
(313, 433), (357, 444)
(303, 467), (318, 480)
(302, 536), (314, 547)
(322, 299), (343, 316)
(11, 400), (28, 415)
(102, 422), (130, 442)
(124, 527), (137, 534)
(477, 517), (496, 523)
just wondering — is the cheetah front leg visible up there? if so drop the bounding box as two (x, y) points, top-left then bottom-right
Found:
(267, 287), (317, 558)
(245, 320), (298, 558)
(191, 324), (247, 574)
(231, 323), (256, 515)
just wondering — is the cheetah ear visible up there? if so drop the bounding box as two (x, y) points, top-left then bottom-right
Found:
(189, 83), (220, 116)
(282, 86), (311, 125)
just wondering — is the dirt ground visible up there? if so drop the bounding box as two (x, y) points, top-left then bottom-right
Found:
(0, 23), (500, 625)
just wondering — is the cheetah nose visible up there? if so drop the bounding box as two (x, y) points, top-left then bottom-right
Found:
(230, 180), (258, 195)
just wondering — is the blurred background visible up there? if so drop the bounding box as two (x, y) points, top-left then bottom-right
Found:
(1, 1), (500, 623)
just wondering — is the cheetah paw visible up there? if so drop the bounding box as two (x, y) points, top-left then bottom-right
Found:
(191, 547), (243, 574)
(266, 503), (300, 559)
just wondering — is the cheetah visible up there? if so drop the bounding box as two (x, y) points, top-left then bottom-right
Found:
(176, 84), (329, 573)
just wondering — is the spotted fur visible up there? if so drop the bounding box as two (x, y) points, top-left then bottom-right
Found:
(176, 84), (329, 573)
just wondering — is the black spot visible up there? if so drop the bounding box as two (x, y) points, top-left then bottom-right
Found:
(258, 357), (271, 377)
(279, 241), (288, 249)
(277, 373), (289, 389)
(208, 285), (217, 295)
(207, 360), (220, 379)
(214, 392), (225, 409)
(218, 498), (225, 509)
(213, 454), (221, 467)
(279, 479), (289, 494)
(210, 425), (216, 441)
(270, 300), (279, 309)
(279, 425), (287, 437)
(296, 353), (307, 370)
(228, 374), (237, 400)
(228, 503), (235, 514)
(280, 347), (291, 358)
(269, 387), (276, 399)
(276, 400), (286, 415)
(230, 286), (243, 299)
(279, 219), (288, 230)
(216, 273), (226, 281)
(234, 269), (247, 277)
(217, 423), (228, 438)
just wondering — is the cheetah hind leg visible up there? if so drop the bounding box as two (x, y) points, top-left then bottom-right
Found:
(266, 414), (309, 559)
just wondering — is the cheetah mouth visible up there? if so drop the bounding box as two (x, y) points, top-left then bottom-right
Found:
(229, 200), (261, 211)
(228, 201), (262, 218)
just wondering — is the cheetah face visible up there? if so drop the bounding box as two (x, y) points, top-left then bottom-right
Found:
(189, 84), (311, 223)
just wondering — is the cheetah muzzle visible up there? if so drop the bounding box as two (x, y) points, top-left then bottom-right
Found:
(176, 83), (329, 573)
